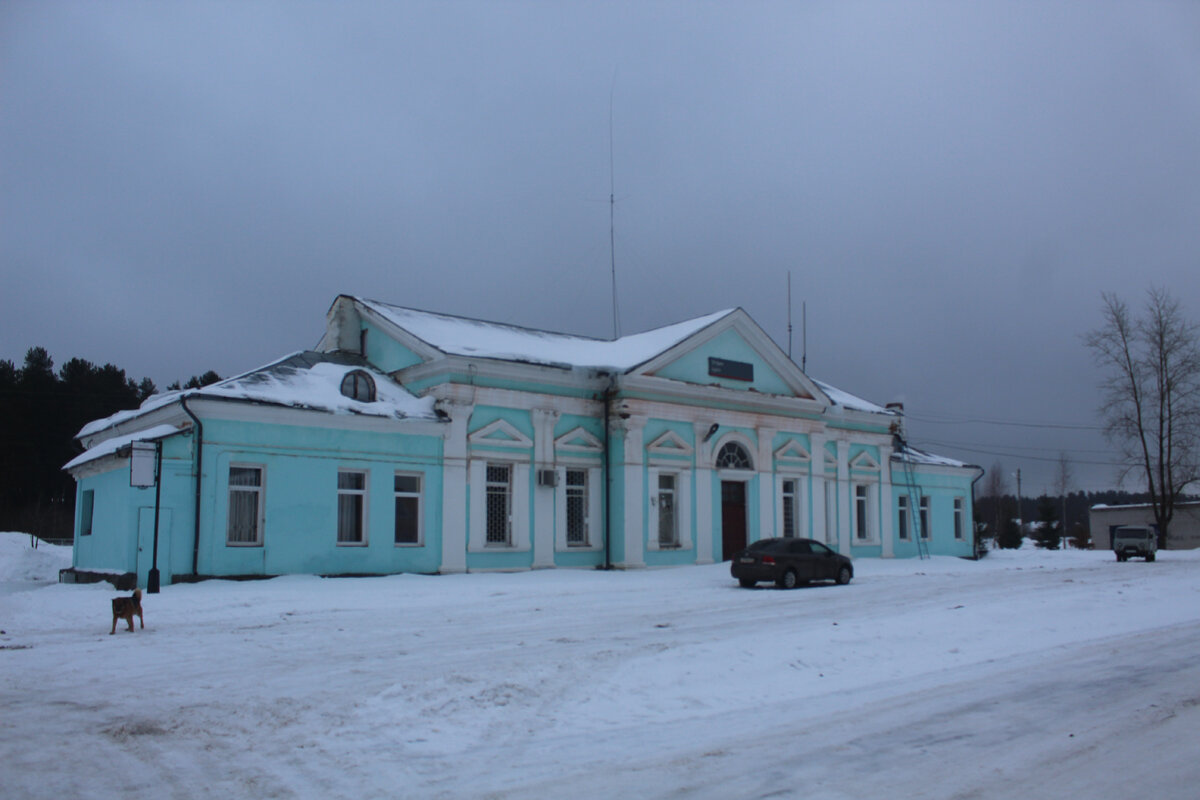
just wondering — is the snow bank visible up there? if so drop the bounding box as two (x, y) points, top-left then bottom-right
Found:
(0, 532), (72, 582)
(5, 545), (1200, 799)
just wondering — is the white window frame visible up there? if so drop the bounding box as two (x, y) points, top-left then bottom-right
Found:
(337, 469), (369, 546)
(777, 474), (805, 539)
(852, 482), (879, 544)
(393, 471), (423, 547)
(468, 459), (530, 552)
(954, 497), (965, 540)
(919, 495), (931, 541)
(647, 467), (692, 551)
(79, 489), (95, 537)
(555, 465), (603, 551)
(898, 494), (910, 541)
(226, 463), (265, 547)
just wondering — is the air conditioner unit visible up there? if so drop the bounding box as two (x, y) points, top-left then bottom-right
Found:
(537, 469), (558, 487)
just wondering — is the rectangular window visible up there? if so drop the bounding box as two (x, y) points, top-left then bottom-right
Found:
(898, 495), (909, 540)
(485, 463), (512, 545)
(954, 497), (964, 540)
(79, 489), (95, 536)
(782, 479), (798, 538)
(565, 469), (588, 546)
(394, 473), (422, 545)
(337, 470), (367, 545)
(919, 495), (931, 540)
(657, 473), (678, 547)
(227, 465), (263, 546)
(855, 484), (869, 540)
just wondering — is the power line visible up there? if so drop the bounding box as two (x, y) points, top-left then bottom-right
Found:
(913, 439), (1126, 468)
(906, 412), (1104, 431)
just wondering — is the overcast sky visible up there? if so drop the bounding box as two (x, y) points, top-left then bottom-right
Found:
(4, 1), (1200, 494)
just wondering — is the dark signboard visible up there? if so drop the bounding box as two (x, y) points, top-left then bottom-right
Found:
(708, 357), (754, 382)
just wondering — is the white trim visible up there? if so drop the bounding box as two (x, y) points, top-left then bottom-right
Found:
(849, 451), (881, 471)
(774, 439), (811, 466)
(226, 462), (265, 547)
(336, 468), (369, 546)
(468, 459), (531, 552)
(554, 426), (603, 454)
(555, 466), (603, 551)
(631, 309), (828, 403)
(777, 473), (806, 539)
(711, 431), (756, 471)
(468, 419), (534, 449)
(647, 467), (692, 551)
(646, 430), (694, 458)
(393, 471), (424, 547)
(852, 481), (880, 545)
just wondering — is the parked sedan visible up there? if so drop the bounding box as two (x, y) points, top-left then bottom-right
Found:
(730, 537), (853, 589)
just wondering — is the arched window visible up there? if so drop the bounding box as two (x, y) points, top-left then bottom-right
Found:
(340, 370), (376, 402)
(715, 441), (753, 470)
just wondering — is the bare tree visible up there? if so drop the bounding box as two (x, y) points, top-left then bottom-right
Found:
(1054, 452), (1072, 546)
(981, 461), (1008, 545)
(1085, 288), (1200, 545)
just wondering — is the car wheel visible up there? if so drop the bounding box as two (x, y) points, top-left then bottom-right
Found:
(836, 565), (852, 585)
(739, 578), (756, 588)
(776, 568), (799, 590)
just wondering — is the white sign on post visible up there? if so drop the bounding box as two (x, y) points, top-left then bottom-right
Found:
(130, 441), (157, 488)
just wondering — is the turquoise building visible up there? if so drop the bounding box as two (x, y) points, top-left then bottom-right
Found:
(66, 295), (983, 586)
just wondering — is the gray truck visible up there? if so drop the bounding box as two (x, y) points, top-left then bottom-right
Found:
(1113, 526), (1157, 562)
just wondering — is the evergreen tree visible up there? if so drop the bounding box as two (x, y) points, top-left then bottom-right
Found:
(1034, 496), (1061, 550)
(998, 518), (1023, 549)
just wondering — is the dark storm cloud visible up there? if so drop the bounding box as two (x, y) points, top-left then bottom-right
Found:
(3, 1), (1200, 491)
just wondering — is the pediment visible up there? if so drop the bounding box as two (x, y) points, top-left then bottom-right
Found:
(647, 430), (694, 456)
(468, 419), (533, 448)
(632, 310), (827, 403)
(555, 426), (603, 453)
(774, 439), (811, 463)
(850, 451), (880, 470)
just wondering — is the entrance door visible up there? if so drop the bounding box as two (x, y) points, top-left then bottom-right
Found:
(721, 481), (747, 560)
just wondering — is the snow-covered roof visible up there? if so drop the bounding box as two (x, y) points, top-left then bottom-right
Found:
(65, 424), (184, 471)
(359, 299), (735, 372)
(77, 351), (438, 441)
(812, 379), (893, 415)
(893, 444), (975, 469)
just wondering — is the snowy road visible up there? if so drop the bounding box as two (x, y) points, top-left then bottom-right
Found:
(3, 537), (1200, 799)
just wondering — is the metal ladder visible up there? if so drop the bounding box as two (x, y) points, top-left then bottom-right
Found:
(895, 435), (928, 560)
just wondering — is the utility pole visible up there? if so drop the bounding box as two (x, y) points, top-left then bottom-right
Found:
(1015, 468), (1023, 541)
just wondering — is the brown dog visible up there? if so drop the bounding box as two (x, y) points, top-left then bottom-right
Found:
(110, 588), (144, 635)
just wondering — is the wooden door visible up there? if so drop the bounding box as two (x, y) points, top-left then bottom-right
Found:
(721, 480), (747, 560)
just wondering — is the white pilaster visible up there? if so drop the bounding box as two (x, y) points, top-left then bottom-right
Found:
(756, 428), (777, 541)
(693, 422), (714, 564)
(439, 401), (470, 573)
(531, 408), (559, 568)
(810, 432), (828, 544)
(836, 438), (850, 554)
(620, 415), (647, 568)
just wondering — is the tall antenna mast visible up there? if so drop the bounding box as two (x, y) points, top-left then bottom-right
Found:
(787, 272), (793, 359)
(609, 75), (620, 339)
(802, 301), (807, 372)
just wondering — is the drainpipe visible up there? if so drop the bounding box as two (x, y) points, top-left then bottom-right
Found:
(970, 465), (986, 559)
(180, 395), (203, 576)
(602, 374), (615, 570)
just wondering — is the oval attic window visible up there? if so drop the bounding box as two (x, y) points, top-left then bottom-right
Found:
(340, 370), (376, 402)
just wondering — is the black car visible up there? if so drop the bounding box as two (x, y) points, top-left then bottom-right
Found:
(730, 537), (853, 589)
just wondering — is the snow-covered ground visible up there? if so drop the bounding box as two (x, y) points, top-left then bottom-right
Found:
(3, 532), (1200, 799)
